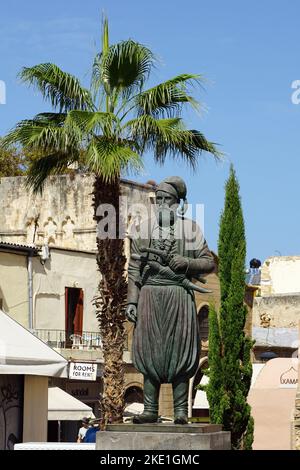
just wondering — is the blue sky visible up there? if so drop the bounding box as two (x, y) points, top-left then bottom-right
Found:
(1, 0), (300, 262)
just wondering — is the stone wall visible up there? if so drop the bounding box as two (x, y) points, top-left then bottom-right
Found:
(252, 294), (300, 355)
(0, 174), (156, 251)
(261, 256), (300, 296)
(0, 251), (28, 326)
(253, 294), (300, 329)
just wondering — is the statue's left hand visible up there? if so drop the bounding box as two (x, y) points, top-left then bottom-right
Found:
(169, 255), (189, 273)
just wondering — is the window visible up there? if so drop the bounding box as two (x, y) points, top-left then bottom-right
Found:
(65, 288), (84, 346)
(198, 305), (209, 342)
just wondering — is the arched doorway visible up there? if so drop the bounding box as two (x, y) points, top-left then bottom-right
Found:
(124, 386), (143, 405)
(124, 385), (144, 417)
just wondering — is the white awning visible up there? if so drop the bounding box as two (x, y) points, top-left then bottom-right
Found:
(48, 387), (95, 421)
(0, 309), (68, 377)
(193, 375), (209, 409)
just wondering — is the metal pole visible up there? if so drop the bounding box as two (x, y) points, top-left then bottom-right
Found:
(28, 253), (33, 330)
(58, 420), (61, 442)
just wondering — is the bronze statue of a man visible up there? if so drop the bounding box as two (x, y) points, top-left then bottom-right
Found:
(126, 176), (215, 424)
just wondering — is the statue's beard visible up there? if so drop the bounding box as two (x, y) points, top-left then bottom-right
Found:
(155, 206), (177, 227)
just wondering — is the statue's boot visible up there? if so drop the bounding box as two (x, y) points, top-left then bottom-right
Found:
(133, 377), (159, 424)
(173, 378), (189, 425)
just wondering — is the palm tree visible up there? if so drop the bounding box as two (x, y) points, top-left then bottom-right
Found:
(2, 20), (221, 423)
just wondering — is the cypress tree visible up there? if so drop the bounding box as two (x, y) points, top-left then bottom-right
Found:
(206, 165), (254, 450)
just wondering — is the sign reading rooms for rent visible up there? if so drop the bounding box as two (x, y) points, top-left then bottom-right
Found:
(69, 362), (98, 381)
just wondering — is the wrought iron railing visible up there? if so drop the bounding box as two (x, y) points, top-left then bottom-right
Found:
(33, 329), (102, 350)
(33, 329), (129, 351)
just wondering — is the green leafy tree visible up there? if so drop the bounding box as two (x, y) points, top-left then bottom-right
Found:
(205, 166), (254, 450)
(1, 19), (221, 423)
(0, 139), (24, 176)
(0, 138), (51, 177)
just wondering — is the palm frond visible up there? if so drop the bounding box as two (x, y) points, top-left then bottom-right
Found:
(126, 115), (221, 167)
(101, 40), (155, 99)
(33, 112), (67, 125)
(66, 110), (119, 138)
(136, 74), (202, 118)
(86, 136), (143, 180)
(2, 118), (79, 154)
(102, 16), (109, 56)
(19, 63), (94, 112)
(91, 53), (108, 107)
(154, 129), (222, 167)
(26, 152), (78, 193)
(126, 115), (183, 145)
(91, 17), (110, 107)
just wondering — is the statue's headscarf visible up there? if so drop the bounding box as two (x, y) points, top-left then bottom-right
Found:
(156, 176), (188, 215)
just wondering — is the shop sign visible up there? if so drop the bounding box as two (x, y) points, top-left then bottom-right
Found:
(279, 366), (298, 389)
(69, 362), (97, 381)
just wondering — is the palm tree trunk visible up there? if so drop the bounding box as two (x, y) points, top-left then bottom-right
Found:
(93, 175), (128, 424)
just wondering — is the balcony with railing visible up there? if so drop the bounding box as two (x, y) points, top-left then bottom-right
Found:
(33, 329), (103, 350)
(33, 329), (129, 353)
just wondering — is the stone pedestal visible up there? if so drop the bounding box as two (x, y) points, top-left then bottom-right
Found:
(96, 423), (231, 450)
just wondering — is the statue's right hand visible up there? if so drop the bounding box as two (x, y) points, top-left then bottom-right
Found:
(125, 304), (137, 324)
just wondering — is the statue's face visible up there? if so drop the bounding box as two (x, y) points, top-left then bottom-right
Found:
(155, 190), (179, 227)
(155, 190), (178, 208)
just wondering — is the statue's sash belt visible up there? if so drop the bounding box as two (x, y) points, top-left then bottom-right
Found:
(143, 279), (185, 287)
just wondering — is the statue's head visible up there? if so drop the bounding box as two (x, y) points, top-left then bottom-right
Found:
(155, 176), (187, 206)
(155, 176), (188, 226)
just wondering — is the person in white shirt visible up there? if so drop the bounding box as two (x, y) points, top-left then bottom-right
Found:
(77, 417), (90, 443)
